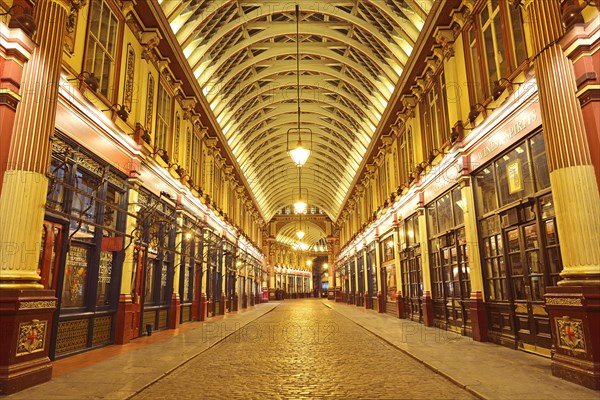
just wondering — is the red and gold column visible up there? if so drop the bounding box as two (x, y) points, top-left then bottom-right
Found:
(0, 0), (69, 394)
(522, 0), (600, 389)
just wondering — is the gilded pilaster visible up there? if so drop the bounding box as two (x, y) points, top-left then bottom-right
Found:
(523, 0), (600, 285)
(0, 0), (70, 288)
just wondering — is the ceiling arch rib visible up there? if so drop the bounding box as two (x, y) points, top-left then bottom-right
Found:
(159, 0), (431, 223)
(255, 182), (344, 221)
(223, 91), (377, 139)
(233, 118), (366, 164)
(216, 80), (381, 130)
(243, 151), (354, 198)
(276, 221), (327, 248)
(211, 60), (390, 119)
(244, 156), (354, 206)
(214, 43), (392, 99)
(195, 23), (399, 87)
(245, 148), (355, 188)
(235, 124), (363, 171)
(185, 7), (409, 78)
(228, 103), (371, 150)
(229, 109), (368, 152)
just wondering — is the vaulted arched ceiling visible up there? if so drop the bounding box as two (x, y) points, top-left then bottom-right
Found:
(159, 0), (432, 223)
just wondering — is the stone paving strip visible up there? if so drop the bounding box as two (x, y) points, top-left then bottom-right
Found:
(324, 300), (599, 400)
(5, 304), (279, 400)
(133, 300), (475, 400)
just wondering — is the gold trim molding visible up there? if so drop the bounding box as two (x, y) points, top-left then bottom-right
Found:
(19, 300), (57, 310)
(546, 297), (583, 306)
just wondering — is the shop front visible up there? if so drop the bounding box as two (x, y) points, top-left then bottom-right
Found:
(356, 252), (365, 307)
(43, 134), (128, 357)
(380, 233), (397, 316)
(398, 214), (422, 323)
(426, 187), (471, 334)
(366, 243), (377, 310)
(204, 229), (222, 317)
(473, 129), (561, 355)
(179, 216), (205, 323)
(223, 240), (236, 312)
(349, 258), (356, 305)
(136, 188), (177, 336)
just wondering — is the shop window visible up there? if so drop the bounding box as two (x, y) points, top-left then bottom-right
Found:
(155, 81), (172, 152)
(96, 251), (113, 306)
(385, 266), (397, 302)
(495, 145), (534, 206)
(541, 195), (562, 286)
(62, 244), (90, 308)
(84, 0), (119, 98)
(530, 133), (551, 191)
(144, 257), (156, 305)
(160, 261), (168, 303)
(437, 192), (453, 233)
(481, 215), (508, 301)
(382, 237), (395, 262)
(452, 188), (465, 226)
(71, 170), (101, 237)
(47, 159), (68, 211)
(474, 166), (498, 215)
(427, 204), (438, 236)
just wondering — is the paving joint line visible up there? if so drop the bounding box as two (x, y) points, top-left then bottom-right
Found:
(125, 303), (280, 400)
(321, 301), (486, 400)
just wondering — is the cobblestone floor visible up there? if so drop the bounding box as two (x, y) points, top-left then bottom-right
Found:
(133, 300), (475, 400)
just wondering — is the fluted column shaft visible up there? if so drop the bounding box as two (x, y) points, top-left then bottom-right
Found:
(0, 0), (69, 288)
(524, 0), (600, 284)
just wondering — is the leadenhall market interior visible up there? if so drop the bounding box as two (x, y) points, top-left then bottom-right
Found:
(0, 0), (599, 397)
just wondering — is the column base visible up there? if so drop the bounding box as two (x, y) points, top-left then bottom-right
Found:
(334, 287), (342, 302)
(191, 299), (198, 321)
(397, 294), (405, 319)
(422, 292), (434, 327)
(234, 293), (239, 311)
(269, 288), (276, 301)
(377, 292), (384, 314)
(468, 291), (488, 342)
(220, 294), (226, 315)
(546, 285), (600, 390)
(199, 293), (206, 322)
(0, 289), (56, 395)
(262, 288), (269, 303)
(169, 294), (181, 329)
(115, 294), (135, 344)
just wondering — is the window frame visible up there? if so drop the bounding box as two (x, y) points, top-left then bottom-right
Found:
(463, 0), (529, 106)
(82, 0), (124, 103)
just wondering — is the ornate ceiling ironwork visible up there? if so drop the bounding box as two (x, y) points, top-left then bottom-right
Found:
(159, 0), (432, 234)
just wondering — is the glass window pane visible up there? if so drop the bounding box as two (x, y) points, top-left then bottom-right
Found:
(530, 133), (551, 190)
(96, 251), (112, 306)
(62, 245), (89, 308)
(453, 188), (464, 225)
(495, 146), (533, 206)
(475, 165), (498, 214)
(510, 6), (528, 66)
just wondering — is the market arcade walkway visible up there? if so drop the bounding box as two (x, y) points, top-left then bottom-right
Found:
(5, 300), (598, 400)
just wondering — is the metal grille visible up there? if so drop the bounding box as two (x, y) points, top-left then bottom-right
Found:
(92, 315), (113, 347)
(55, 319), (89, 355)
